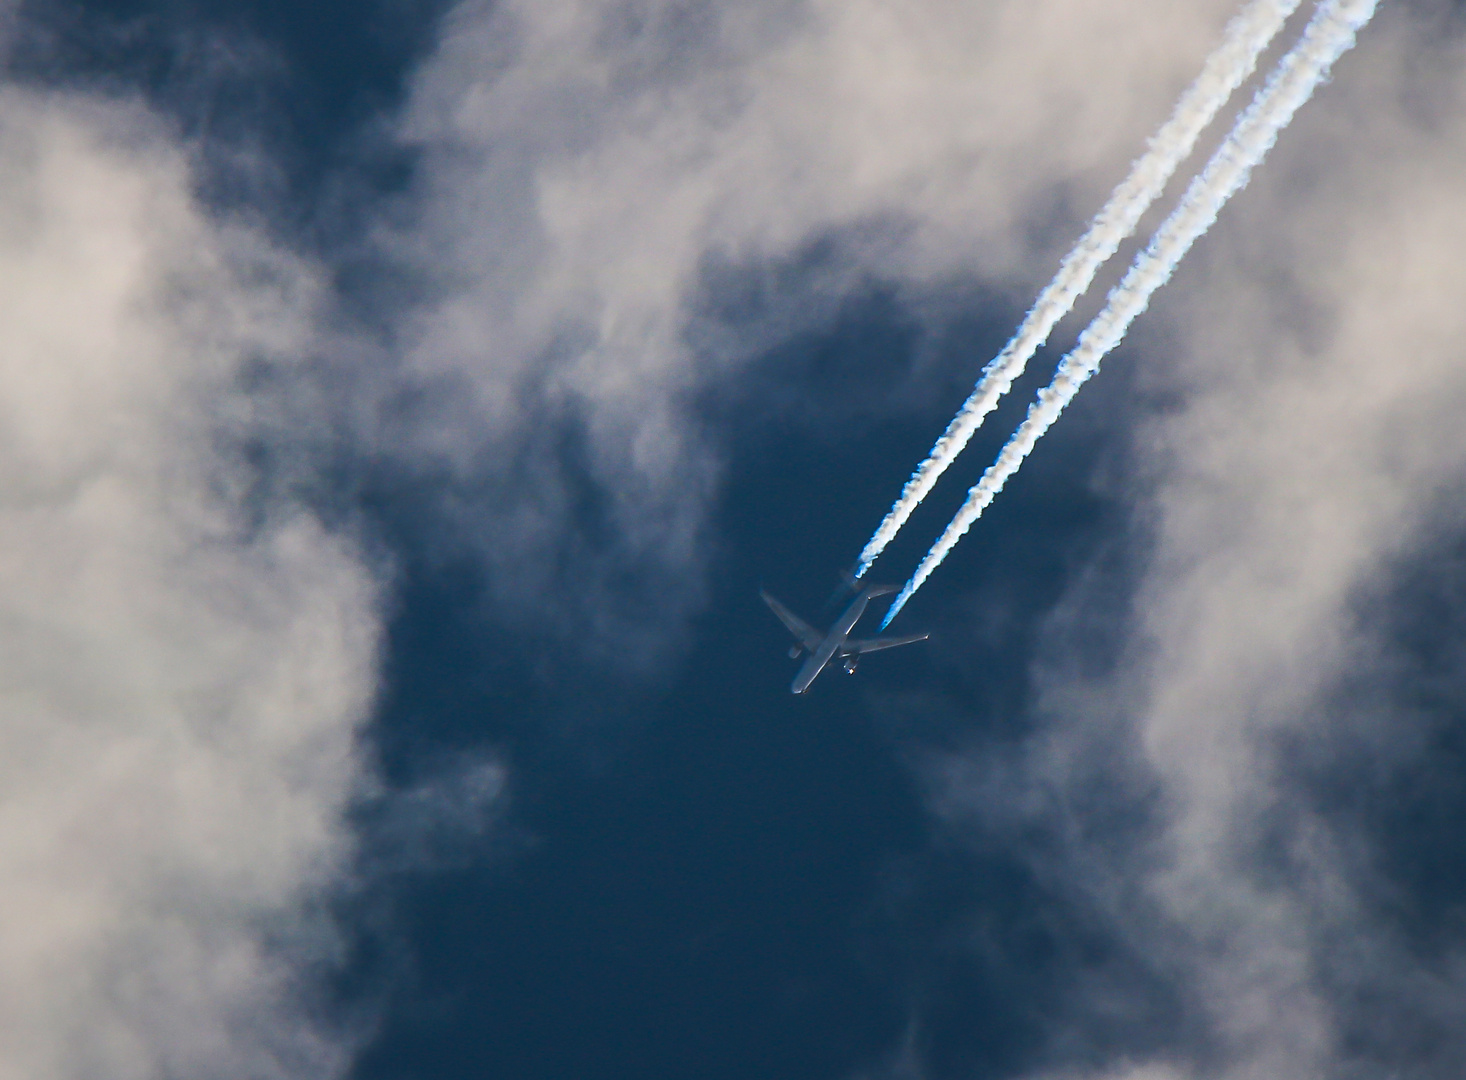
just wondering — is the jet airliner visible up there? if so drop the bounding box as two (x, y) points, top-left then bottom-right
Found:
(760, 585), (928, 694)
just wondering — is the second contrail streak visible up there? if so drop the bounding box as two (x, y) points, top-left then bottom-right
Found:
(882, 0), (1381, 628)
(854, 0), (1303, 578)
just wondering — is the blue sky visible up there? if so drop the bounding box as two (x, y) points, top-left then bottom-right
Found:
(3, 2), (1466, 1079)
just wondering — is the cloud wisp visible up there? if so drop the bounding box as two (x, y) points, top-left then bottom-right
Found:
(385, 0), (1253, 654)
(853, 0), (1302, 579)
(882, 0), (1381, 629)
(923, 5), (1466, 1077)
(0, 90), (380, 1080)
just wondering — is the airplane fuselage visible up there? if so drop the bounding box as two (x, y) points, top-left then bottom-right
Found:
(790, 591), (876, 694)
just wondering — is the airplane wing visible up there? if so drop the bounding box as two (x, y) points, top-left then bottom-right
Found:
(760, 590), (824, 651)
(844, 632), (929, 654)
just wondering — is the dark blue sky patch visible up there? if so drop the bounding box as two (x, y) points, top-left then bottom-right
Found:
(1271, 518), (1466, 1077)
(7, 0), (452, 231)
(333, 253), (1161, 1078)
(1294, 523), (1466, 946)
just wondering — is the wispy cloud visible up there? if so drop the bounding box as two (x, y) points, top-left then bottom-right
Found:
(384, 0), (1251, 649)
(9, 2), (1462, 1077)
(924, 6), (1466, 1077)
(0, 90), (379, 1079)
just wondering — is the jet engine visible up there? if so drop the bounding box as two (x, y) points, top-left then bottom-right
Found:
(842, 656), (859, 674)
(789, 645), (803, 659)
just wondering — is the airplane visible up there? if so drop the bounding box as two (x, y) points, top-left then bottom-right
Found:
(760, 584), (929, 694)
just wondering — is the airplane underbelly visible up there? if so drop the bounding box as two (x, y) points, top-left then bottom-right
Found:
(791, 644), (838, 693)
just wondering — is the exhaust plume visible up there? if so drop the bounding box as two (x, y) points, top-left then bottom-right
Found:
(881, 0), (1381, 628)
(854, 0), (1304, 578)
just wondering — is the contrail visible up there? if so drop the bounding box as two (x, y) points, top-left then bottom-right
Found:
(853, 0), (1303, 579)
(881, 0), (1380, 628)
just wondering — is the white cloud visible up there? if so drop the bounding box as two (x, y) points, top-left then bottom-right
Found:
(382, 0), (1245, 642)
(230, 0), (1466, 1074)
(928, 4), (1466, 1079)
(0, 90), (379, 1079)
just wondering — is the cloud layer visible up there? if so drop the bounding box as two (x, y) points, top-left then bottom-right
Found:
(387, 5), (1466, 1071)
(0, 90), (379, 1079)
(381, 0), (1248, 647)
(6, 1), (1466, 1077)
(929, 5), (1466, 1078)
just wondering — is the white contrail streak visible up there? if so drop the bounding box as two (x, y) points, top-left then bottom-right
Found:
(881, 0), (1380, 629)
(853, 0), (1303, 579)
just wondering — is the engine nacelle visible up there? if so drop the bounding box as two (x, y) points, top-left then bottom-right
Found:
(842, 656), (859, 674)
(789, 645), (804, 659)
